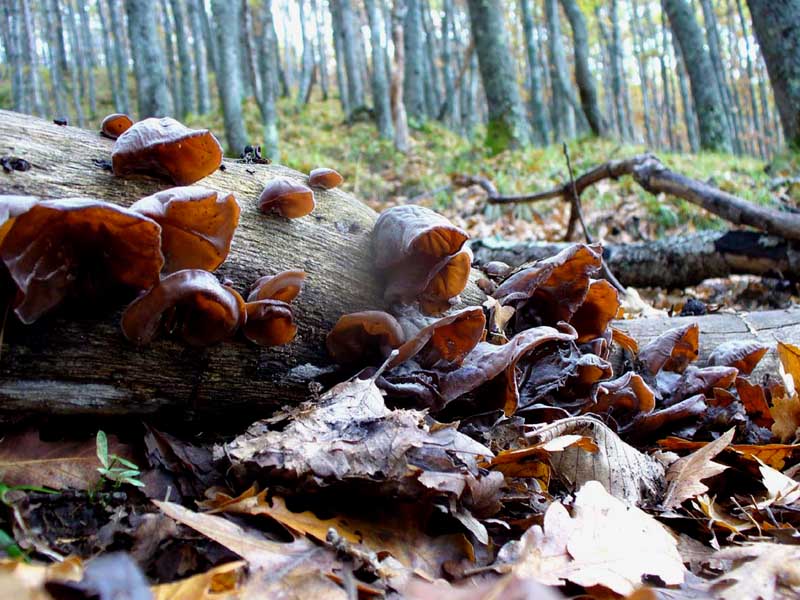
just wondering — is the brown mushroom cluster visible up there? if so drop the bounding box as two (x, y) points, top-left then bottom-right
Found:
(372, 205), (472, 315)
(0, 115), (310, 350)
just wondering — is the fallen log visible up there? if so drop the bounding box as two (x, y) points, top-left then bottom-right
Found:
(470, 230), (800, 288)
(0, 111), (796, 424)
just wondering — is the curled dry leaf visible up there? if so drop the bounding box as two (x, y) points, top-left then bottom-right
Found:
(711, 543), (800, 600)
(657, 437), (800, 471)
(201, 487), (474, 579)
(527, 417), (665, 507)
(496, 481), (685, 596)
(0, 557), (84, 599)
(592, 372), (656, 417)
(219, 374), (494, 504)
(661, 428), (734, 511)
(150, 560), (246, 600)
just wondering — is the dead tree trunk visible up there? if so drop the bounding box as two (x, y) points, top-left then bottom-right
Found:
(471, 231), (800, 288)
(0, 109), (427, 424)
(0, 111), (795, 424)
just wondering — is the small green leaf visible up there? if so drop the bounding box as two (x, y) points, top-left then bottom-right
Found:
(112, 456), (140, 470)
(96, 431), (109, 469)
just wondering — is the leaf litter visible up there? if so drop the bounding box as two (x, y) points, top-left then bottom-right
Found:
(1, 220), (800, 599)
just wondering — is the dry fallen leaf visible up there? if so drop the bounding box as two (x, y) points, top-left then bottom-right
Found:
(756, 461), (800, 508)
(693, 494), (754, 534)
(200, 487), (474, 579)
(711, 543), (800, 600)
(0, 557), (83, 600)
(151, 560), (246, 600)
(661, 429), (734, 510)
(497, 481), (686, 595)
(0, 430), (135, 491)
(530, 417), (665, 507)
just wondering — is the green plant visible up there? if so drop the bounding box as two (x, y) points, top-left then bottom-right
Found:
(95, 431), (145, 489)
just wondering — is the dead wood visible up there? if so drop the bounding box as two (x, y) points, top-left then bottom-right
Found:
(0, 111), (795, 424)
(460, 153), (800, 242)
(471, 230), (800, 288)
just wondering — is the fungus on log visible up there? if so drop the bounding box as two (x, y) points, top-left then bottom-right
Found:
(0, 110), (796, 424)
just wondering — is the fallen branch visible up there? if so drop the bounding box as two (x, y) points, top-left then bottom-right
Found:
(459, 154), (800, 242)
(470, 230), (800, 288)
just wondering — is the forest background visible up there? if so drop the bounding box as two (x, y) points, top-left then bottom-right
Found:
(3, 0), (799, 268)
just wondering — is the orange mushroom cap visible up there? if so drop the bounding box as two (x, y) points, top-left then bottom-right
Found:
(0, 195), (39, 247)
(243, 299), (297, 346)
(1, 199), (164, 324)
(111, 117), (223, 185)
(308, 167), (343, 190)
(121, 269), (245, 346)
(100, 113), (134, 139)
(130, 186), (240, 273)
(247, 270), (307, 303)
(326, 310), (405, 365)
(569, 278), (621, 343)
(373, 205), (468, 269)
(258, 178), (315, 218)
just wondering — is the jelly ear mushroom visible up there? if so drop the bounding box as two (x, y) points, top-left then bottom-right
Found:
(326, 311), (405, 365)
(243, 299), (297, 346)
(112, 117), (223, 185)
(1, 199), (163, 324)
(130, 186), (240, 273)
(258, 178), (315, 218)
(121, 269), (245, 346)
(248, 270), (307, 303)
(100, 113), (134, 139)
(0, 195), (39, 246)
(308, 167), (343, 190)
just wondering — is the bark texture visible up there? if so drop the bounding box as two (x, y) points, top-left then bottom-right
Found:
(471, 231), (800, 288)
(746, 0), (800, 149)
(663, 0), (731, 152)
(0, 110), (480, 423)
(466, 0), (531, 152)
(211, 0), (248, 154)
(125, 0), (172, 118)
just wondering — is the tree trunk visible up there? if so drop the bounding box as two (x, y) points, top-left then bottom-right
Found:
(466, 0), (532, 153)
(746, 0), (800, 150)
(297, 0), (316, 106)
(97, 0), (122, 113)
(735, 0), (765, 158)
(439, 0), (460, 129)
(365, 0), (394, 139)
(663, 0), (731, 152)
(159, 0), (179, 115)
(544, 0), (580, 139)
(48, 0), (69, 75)
(107, 0), (132, 115)
(44, 0), (69, 120)
(20, 0), (45, 117)
(519, 0), (548, 144)
(631, 0), (654, 148)
(210, 0), (248, 154)
(77, 0), (97, 118)
(125, 0), (172, 118)
(330, 0), (351, 115)
(0, 110), (794, 424)
(335, 0), (366, 116)
(311, 0), (329, 101)
(390, 0), (410, 153)
(402, 0), (426, 123)
(186, 0), (211, 114)
(3, 0), (24, 113)
(256, 0), (280, 160)
(609, 0), (626, 138)
(170, 0), (196, 120)
(470, 230), (800, 289)
(64, 0), (86, 127)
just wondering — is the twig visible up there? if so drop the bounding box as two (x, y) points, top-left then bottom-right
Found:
(563, 143), (627, 295)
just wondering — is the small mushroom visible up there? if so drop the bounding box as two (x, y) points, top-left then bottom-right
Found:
(1, 199), (164, 324)
(308, 167), (343, 190)
(0, 195), (38, 246)
(247, 270), (307, 303)
(130, 186), (240, 273)
(243, 299), (297, 346)
(121, 269), (245, 346)
(100, 113), (134, 139)
(326, 310), (405, 365)
(111, 117), (223, 185)
(258, 178), (315, 218)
